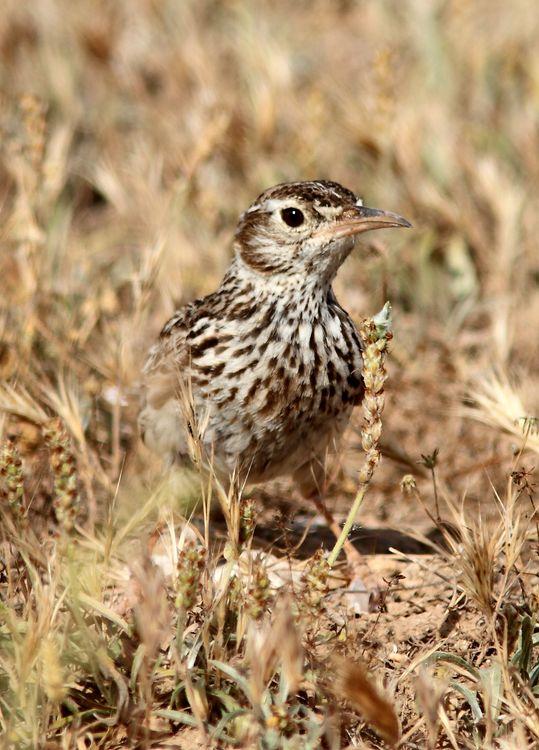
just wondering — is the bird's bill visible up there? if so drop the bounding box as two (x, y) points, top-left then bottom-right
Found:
(316, 205), (412, 241)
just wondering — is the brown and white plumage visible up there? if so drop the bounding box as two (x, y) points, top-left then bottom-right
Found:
(139, 180), (410, 494)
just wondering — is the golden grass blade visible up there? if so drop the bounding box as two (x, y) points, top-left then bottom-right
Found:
(464, 370), (539, 455)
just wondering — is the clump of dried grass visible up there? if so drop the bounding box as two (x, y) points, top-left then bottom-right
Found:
(465, 369), (539, 456)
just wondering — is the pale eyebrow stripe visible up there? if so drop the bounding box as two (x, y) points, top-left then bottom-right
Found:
(314, 202), (343, 219)
(261, 198), (295, 212)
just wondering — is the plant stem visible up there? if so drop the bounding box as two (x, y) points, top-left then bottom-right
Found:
(327, 303), (392, 568)
(328, 484), (367, 566)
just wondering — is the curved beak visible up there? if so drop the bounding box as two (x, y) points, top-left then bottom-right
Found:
(315, 205), (412, 241)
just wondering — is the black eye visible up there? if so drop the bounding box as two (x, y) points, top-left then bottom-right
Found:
(281, 207), (305, 228)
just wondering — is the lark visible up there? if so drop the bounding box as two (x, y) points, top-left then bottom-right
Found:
(140, 180), (410, 505)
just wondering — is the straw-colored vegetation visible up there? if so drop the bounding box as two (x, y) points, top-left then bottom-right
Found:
(1, 1), (538, 747)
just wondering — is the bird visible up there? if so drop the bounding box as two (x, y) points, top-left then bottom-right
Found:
(139, 180), (410, 513)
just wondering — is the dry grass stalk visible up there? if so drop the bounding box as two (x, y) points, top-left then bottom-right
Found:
(246, 597), (303, 705)
(400, 472), (439, 528)
(414, 669), (446, 750)
(132, 555), (171, 734)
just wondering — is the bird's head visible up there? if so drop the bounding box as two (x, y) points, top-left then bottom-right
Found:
(234, 180), (411, 282)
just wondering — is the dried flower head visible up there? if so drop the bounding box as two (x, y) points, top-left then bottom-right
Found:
(42, 418), (79, 532)
(246, 558), (273, 621)
(0, 438), (25, 516)
(176, 540), (206, 611)
(300, 549), (330, 615)
(400, 473), (418, 496)
(239, 497), (256, 546)
(40, 634), (66, 703)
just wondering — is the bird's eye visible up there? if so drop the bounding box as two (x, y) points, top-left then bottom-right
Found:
(280, 207), (305, 228)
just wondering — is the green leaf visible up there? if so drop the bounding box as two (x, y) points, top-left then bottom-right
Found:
(513, 615), (534, 675)
(210, 688), (243, 713)
(510, 631), (539, 667)
(77, 592), (130, 633)
(170, 680), (186, 706)
(520, 615), (533, 673)
(421, 651), (481, 681)
(155, 708), (200, 727)
(511, 633), (539, 666)
(529, 663), (539, 687)
(449, 680), (483, 723)
(209, 660), (253, 704)
(211, 708), (249, 742)
(129, 644), (146, 692)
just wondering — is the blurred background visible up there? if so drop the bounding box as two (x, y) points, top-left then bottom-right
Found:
(1, 0), (538, 526)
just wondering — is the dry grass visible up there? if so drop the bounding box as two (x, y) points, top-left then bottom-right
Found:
(0, 0), (538, 747)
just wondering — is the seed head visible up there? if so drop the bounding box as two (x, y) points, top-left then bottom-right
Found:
(246, 559), (273, 620)
(301, 549), (330, 615)
(176, 541), (205, 611)
(43, 418), (79, 532)
(0, 438), (25, 516)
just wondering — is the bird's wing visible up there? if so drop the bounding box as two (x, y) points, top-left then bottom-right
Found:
(139, 300), (203, 458)
(142, 302), (198, 393)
